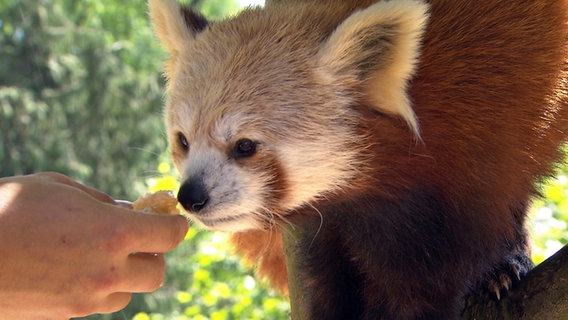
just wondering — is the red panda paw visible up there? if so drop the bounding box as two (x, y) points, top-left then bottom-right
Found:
(484, 253), (534, 300)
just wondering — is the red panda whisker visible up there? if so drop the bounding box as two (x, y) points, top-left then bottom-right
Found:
(304, 202), (325, 252)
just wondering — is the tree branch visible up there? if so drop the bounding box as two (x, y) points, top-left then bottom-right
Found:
(462, 244), (568, 319)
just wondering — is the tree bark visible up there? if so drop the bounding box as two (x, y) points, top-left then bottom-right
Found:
(283, 227), (313, 320)
(462, 244), (568, 319)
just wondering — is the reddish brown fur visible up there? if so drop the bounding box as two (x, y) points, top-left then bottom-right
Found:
(228, 0), (568, 317)
(232, 0), (568, 291)
(231, 230), (288, 294)
(153, 0), (568, 318)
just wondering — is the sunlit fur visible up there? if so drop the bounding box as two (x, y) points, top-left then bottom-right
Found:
(149, 0), (427, 228)
(318, 0), (428, 135)
(150, 0), (568, 318)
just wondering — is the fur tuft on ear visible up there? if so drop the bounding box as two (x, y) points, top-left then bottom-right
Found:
(318, 0), (429, 137)
(148, 0), (208, 58)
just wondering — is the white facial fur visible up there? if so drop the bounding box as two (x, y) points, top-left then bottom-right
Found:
(178, 144), (265, 231)
(168, 91), (360, 231)
(150, 0), (429, 231)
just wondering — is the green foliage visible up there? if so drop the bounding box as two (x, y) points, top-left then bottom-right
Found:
(0, 0), (167, 199)
(129, 230), (289, 320)
(530, 169), (568, 264)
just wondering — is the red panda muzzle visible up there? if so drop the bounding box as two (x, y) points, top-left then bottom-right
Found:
(177, 180), (209, 213)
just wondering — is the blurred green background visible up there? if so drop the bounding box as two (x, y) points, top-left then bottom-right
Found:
(0, 0), (566, 319)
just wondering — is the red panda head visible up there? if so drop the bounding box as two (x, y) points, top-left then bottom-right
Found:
(149, 0), (429, 231)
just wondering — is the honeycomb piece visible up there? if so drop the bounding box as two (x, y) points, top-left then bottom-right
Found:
(133, 190), (180, 215)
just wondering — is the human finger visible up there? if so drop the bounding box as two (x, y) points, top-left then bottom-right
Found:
(123, 253), (166, 292)
(84, 254), (164, 295)
(131, 214), (189, 253)
(94, 292), (133, 316)
(110, 208), (189, 254)
(59, 292), (132, 319)
(33, 172), (116, 204)
(114, 200), (133, 210)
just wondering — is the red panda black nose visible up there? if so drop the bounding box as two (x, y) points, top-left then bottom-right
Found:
(177, 180), (209, 213)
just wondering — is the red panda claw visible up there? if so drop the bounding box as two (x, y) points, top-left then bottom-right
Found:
(494, 287), (501, 301)
(500, 275), (512, 291)
(512, 265), (522, 281)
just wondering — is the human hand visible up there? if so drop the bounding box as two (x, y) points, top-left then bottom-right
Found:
(0, 172), (189, 319)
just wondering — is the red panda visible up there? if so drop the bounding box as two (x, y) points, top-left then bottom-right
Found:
(148, 0), (568, 318)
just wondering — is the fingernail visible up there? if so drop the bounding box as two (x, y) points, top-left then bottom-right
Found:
(115, 200), (133, 209)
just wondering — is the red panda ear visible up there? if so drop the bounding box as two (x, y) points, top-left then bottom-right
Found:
(148, 0), (208, 63)
(318, 0), (429, 137)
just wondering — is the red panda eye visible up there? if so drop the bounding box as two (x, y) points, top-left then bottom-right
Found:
(177, 132), (189, 152)
(234, 138), (257, 158)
